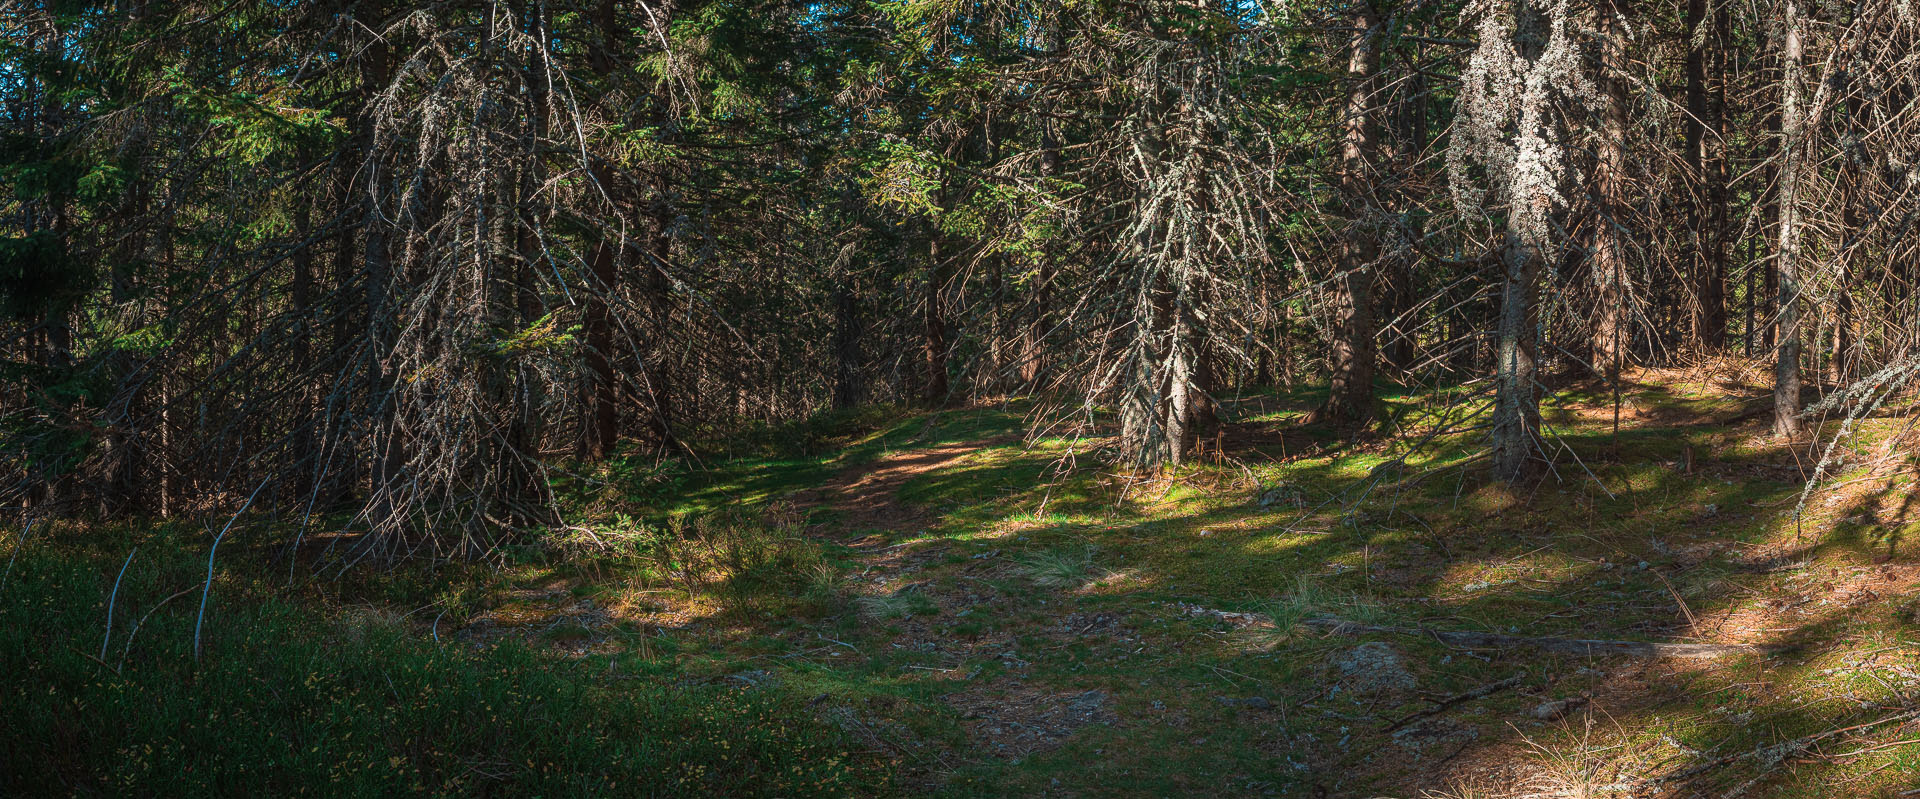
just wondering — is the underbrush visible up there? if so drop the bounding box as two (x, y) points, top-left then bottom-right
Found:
(546, 505), (842, 616)
(0, 527), (882, 797)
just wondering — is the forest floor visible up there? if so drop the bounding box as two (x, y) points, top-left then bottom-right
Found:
(15, 365), (1920, 797)
(441, 362), (1920, 798)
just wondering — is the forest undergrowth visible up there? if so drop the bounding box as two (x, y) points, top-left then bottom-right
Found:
(9, 366), (1920, 798)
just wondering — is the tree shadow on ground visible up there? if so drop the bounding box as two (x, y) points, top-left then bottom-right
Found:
(785, 386), (1920, 798)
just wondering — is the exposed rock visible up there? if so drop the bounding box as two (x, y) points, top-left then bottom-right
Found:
(1257, 484), (1307, 511)
(1331, 642), (1416, 698)
(1218, 696), (1274, 710)
(1068, 689), (1109, 717)
(1391, 718), (1478, 757)
(1530, 697), (1588, 721)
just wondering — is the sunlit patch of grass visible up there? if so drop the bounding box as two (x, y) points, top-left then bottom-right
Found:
(1519, 717), (1649, 799)
(78, 376), (1920, 798)
(1015, 545), (1109, 589)
(1257, 575), (1395, 635)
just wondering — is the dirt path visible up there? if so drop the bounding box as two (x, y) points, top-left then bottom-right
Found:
(801, 439), (1007, 533)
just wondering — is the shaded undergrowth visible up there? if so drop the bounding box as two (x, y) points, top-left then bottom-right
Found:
(0, 527), (880, 797)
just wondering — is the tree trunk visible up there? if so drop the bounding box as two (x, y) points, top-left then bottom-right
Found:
(360, 27), (404, 534)
(584, 236), (619, 458)
(1381, 42), (1429, 376)
(1772, 0), (1805, 440)
(1835, 85), (1864, 384)
(1590, 0), (1632, 381)
(923, 232), (952, 406)
(642, 197), (678, 445)
(832, 280), (863, 409)
(1316, 3), (1382, 425)
(581, 0), (622, 459)
(1493, 200), (1548, 483)
(1489, 5), (1556, 484)
(1021, 119), (1063, 387)
(1684, 0), (1728, 349)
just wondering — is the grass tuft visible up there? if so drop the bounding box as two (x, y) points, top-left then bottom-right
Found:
(855, 587), (938, 620)
(1014, 545), (1106, 588)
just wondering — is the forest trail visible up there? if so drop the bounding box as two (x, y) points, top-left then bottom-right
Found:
(795, 436), (1139, 766)
(801, 438), (1006, 533)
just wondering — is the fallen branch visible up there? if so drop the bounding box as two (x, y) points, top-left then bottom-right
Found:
(101, 545), (139, 660)
(195, 478), (271, 663)
(1648, 707), (1920, 790)
(1383, 674), (1523, 732)
(1303, 618), (1774, 659)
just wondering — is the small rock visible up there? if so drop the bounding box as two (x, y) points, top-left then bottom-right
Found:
(1198, 529), (1214, 538)
(1067, 690), (1108, 716)
(1257, 484), (1307, 511)
(727, 669), (773, 687)
(1331, 642), (1416, 698)
(1530, 697), (1588, 721)
(1218, 696), (1274, 710)
(1392, 718), (1478, 755)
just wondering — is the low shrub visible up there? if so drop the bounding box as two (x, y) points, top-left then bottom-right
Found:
(0, 531), (883, 797)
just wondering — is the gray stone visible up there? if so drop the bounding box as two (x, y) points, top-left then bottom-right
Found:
(1330, 642), (1416, 697)
(1257, 484), (1307, 511)
(1530, 697), (1588, 720)
(1067, 689), (1108, 717)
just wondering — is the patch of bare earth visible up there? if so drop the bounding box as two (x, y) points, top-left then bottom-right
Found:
(801, 439), (1006, 532)
(945, 683), (1119, 760)
(796, 437), (1156, 768)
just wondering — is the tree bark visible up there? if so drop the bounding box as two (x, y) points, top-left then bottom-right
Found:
(359, 20), (404, 534)
(581, 0), (622, 459)
(1772, 0), (1805, 440)
(1589, 0), (1632, 381)
(584, 235), (619, 458)
(923, 232), (953, 406)
(832, 280), (863, 409)
(1685, 0), (1729, 349)
(1490, 5), (1555, 484)
(1316, 3), (1383, 425)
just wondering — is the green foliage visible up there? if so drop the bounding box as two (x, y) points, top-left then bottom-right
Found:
(650, 508), (829, 604)
(0, 532), (880, 797)
(484, 312), (578, 358)
(865, 141), (945, 215)
(160, 66), (341, 166)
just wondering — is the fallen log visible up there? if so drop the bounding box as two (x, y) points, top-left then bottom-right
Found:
(1303, 618), (1774, 659)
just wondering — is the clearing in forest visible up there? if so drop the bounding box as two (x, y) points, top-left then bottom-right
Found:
(445, 371), (1920, 798)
